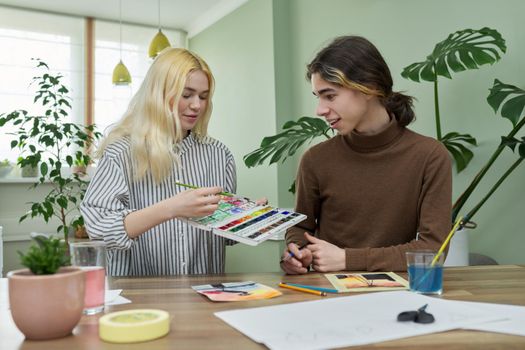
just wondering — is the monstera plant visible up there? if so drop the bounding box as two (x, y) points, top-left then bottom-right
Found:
(400, 27), (525, 223)
(401, 27), (507, 172)
(243, 117), (333, 193)
(243, 27), (525, 227)
(453, 79), (525, 223)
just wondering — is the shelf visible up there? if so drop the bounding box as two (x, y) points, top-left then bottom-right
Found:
(0, 177), (43, 184)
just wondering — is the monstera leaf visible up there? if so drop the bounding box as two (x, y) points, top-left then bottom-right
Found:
(487, 79), (525, 127)
(402, 27), (506, 82)
(441, 132), (477, 172)
(243, 116), (332, 167)
(501, 136), (525, 158)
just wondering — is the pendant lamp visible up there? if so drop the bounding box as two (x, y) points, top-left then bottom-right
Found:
(148, 0), (171, 58)
(112, 0), (131, 85)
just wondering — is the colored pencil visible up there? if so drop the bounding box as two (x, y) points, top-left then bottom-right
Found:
(278, 283), (327, 296)
(175, 181), (235, 197)
(281, 283), (338, 294)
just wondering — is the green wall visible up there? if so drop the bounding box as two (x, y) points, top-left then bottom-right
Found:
(190, 0), (525, 269)
(189, 0), (278, 203)
(189, 0), (285, 272)
(285, 0), (525, 265)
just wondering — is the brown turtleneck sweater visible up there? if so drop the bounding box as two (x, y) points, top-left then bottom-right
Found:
(286, 119), (452, 271)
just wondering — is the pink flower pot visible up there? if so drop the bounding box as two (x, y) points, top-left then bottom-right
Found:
(8, 266), (85, 340)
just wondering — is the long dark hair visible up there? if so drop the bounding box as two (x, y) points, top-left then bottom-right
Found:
(306, 36), (415, 126)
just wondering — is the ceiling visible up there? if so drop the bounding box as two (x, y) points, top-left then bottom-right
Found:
(0, 0), (248, 37)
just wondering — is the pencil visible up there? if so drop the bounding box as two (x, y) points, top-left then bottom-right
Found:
(175, 181), (235, 197)
(281, 283), (338, 294)
(431, 215), (463, 266)
(278, 283), (327, 296)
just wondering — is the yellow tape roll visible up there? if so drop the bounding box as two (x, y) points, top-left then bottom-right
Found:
(99, 309), (170, 343)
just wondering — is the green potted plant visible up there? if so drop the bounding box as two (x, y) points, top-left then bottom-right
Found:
(243, 27), (525, 230)
(0, 59), (102, 244)
(7, 235), (85, 340)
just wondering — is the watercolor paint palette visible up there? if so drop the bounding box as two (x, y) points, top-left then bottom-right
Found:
(186, 195), (306, 246)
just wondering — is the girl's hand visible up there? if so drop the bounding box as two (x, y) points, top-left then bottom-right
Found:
(168, 187), (222, 219)
(255, 197), (269, 206)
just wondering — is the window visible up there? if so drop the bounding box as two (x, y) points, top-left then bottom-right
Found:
(0, 6), (186, 164)
(0, 7), (84, 162)
(94, 20), (185, 135)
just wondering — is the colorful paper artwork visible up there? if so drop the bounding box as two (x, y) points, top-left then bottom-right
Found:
(192, 281), (282, 302)
(325, 272), (409, 293)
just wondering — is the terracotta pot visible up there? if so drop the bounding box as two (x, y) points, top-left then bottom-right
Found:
(74, 225), (89, 239)
(7, 266), (85, 340)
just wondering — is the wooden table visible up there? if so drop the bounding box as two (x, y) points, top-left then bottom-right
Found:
(1, 265), (524, 349)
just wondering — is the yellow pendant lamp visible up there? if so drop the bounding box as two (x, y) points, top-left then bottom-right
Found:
(112, 0), (131, 85)
(112, 60), (131, 85)
(148, 0), (171, 58)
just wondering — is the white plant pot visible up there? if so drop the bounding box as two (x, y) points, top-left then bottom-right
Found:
(444, 228), (469, 266)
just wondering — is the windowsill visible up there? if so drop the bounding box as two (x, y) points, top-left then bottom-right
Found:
(0, 167), (94, 184)
(0, 177), (43, 184)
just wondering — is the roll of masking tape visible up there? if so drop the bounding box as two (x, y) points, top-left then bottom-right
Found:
(99, 309), (170, 343)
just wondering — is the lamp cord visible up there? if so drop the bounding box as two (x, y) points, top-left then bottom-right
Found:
(119, 0), (123, 60)
(158, 0), (161, 30)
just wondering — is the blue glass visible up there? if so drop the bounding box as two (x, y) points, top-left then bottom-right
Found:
(408, 265), (443, 294)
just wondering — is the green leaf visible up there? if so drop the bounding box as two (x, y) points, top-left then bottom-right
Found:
(434, 56), (451, 79)
(401, 62), (422, 82)
(501, 95), (525, 126)
(487, 79), (525, 126)
(57, 196), (68, 209)
(288, 180), (296, 194)
(43, 201), (54, 216)
(18, 236), (69, 274)
(243, 116), (332, 167)
(401, 27), (506, 83)
(441, 131), (477, 172)
(40, 162), (48, 176)
(500, 136), (518, 150)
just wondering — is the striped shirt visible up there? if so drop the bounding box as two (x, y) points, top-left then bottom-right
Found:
(80, 133), (237, 276)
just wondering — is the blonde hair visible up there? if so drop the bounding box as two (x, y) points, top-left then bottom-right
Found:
(324, 67), (384, 97)
(97, 48), (215, 183)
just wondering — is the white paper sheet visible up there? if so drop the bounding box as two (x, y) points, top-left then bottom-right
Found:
(453, 299), (525, 336)
(215, 291), (506, 350)
(105, 289), (131, 306)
